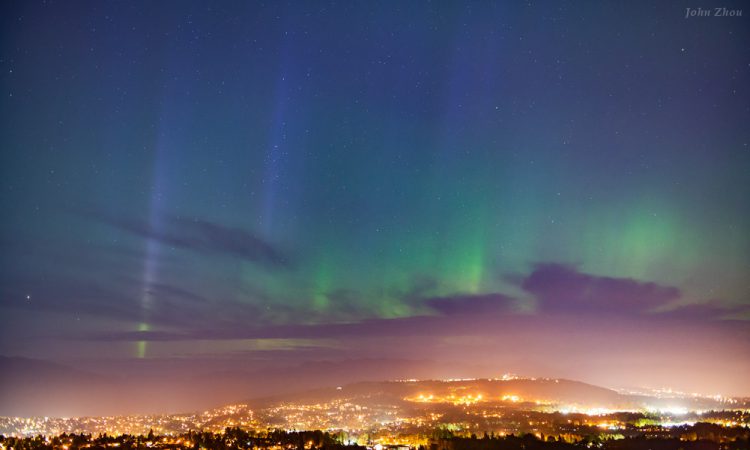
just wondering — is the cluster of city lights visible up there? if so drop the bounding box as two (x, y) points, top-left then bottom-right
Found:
(2, 379), (747, 439)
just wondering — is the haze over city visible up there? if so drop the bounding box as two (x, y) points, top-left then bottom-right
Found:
(1, 0), (749, 424)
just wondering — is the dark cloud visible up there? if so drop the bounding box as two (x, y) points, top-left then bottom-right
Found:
(426, 292), (515, 316)
(171, 218), (290, 268)
(319, 289), (376, 321)
(82, 329), (190, 342)
(656, 301), (750, 321)
(89, 211), (291, 269)
(73, 315), (445, 342)
(393, 276), (440, 302)
(145, 282), (210, 305)
(521, 263), (681, 315)
(47, 261), (744, 345)
(82, 292), (519, 343)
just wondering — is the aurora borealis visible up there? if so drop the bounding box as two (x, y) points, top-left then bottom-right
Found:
(1, 1), (749, 414)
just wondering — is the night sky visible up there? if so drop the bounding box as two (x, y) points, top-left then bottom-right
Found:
(1, 0), (749, 406)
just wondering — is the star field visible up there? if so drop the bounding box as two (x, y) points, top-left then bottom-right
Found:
(1, 1), (749, 398)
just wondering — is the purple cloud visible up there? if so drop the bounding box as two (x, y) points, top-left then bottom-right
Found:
(521, 263), (681, 315)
